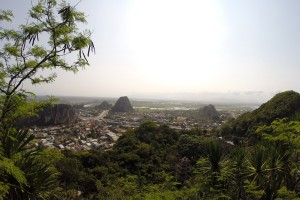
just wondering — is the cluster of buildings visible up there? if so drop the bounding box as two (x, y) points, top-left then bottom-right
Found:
(31, 107), (225, 151)
(31, 119), (122, 151)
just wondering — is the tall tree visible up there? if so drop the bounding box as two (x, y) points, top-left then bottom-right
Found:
(0, 0), (94, 198)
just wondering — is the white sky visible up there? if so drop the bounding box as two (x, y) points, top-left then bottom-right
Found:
(2, 0), (300, 103)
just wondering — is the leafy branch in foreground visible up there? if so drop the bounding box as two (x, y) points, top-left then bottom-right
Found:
(0, 0), (94, 198)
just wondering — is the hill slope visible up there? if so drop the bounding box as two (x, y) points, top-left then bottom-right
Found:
(111, 96), (134, 113)
(221, 90), (300, 137)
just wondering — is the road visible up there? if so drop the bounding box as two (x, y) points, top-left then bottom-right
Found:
(79, 110), (109, 121)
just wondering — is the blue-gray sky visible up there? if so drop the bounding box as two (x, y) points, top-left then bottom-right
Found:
(2, 0), (300, 103)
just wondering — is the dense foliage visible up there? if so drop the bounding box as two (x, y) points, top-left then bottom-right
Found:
(37, 118), (300, 199)
(1, 1), (300, 199)
(0, 0), (93, 198)
(220, 90), (300, 137)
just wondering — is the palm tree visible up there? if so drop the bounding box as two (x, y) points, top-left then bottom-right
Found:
(0, 129), (58, 199)
(231, 147), (247, 200)
(206, 141), (224, 174)
(197, 140), (231, 199)
(246, 144), (283, 200)
(247, 145), (270, 187)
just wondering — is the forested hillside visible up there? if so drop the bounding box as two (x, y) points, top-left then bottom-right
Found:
(220, 90), (300, 137)
(47, 117), (300, 199)
(46, 91), (300, 199)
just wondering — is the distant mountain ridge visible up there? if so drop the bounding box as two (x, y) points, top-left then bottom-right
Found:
(111, 96), (134, 113)
(221, 90), (300, 137)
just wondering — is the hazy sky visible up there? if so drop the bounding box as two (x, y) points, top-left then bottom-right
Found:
(2, 0), (300, 103)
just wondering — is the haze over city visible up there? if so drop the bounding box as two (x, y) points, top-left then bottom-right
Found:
(2, 0), (300, 103)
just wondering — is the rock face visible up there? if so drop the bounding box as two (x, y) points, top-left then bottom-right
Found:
(199, 104), (220, 120)
(111, 96), (134, 113)
(19, 104), (78, 127)
(95, 101), (112, 110)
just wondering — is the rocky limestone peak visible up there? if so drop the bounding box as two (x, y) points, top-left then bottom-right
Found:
(199, 104), (220, 120)
(19, 104), (78, 127)
(95, 101), (112, 110)
(111, 96), (134, 113)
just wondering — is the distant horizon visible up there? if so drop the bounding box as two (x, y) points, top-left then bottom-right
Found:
(36, 90), (283, 105)
(2, 0), (300, 102)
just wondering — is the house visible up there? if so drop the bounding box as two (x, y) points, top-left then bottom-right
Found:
(106, 131), (119, 142)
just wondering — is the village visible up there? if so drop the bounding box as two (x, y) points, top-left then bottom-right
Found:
(30, 106), (224, 151)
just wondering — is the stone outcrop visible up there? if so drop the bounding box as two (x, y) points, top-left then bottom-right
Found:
(111, 96), (134, 113)
(95, 101), (112, 110)
(198, 104), (220, 120)
(19, 104), (78, 127)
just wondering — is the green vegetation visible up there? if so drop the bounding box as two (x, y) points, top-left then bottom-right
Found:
(0, 0), (93, 198)
(45, 92), (300, 199)
(1, 0), (300, 199)
(220, 90), (300, 137)
(37, 118), (300, 199)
